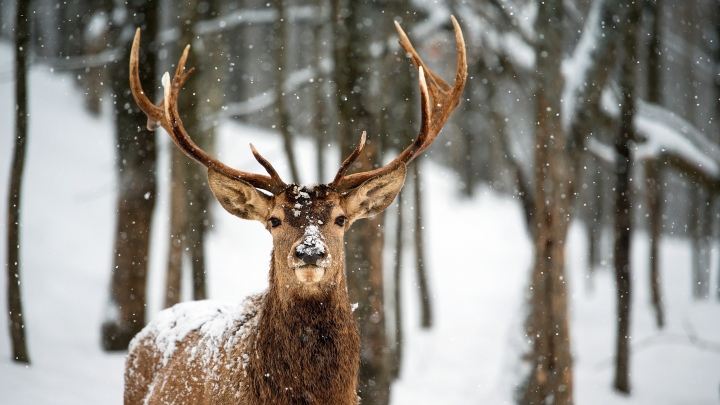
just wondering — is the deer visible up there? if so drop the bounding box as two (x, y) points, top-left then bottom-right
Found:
(124, 16), (466, 405)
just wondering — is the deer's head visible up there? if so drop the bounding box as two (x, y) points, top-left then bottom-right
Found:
(205, 159), (406, 297)
(129, 18), (466, 297)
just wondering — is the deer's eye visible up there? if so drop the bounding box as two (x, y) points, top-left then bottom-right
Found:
(335, 216), (347, 227)
(269, 217), (282, 228)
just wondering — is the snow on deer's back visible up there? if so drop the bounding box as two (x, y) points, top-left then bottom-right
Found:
(125, 296), (262, 403)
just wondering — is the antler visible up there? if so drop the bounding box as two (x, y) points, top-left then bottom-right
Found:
(129, 28), (287, 194)
(331, 16), (467, 192)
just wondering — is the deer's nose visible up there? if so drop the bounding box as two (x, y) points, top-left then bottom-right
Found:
(295, 245), (326, 266)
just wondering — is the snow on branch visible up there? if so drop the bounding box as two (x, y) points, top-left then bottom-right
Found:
(41, 48), (123, 70)
(458, 2), (535, 71)
(586, 98), (720, 179)
(195, 5), (326, 36)
(638, 102), (720, 163)
(412, 0), (451, 41)
(562, 0), (630, 134)
(561, 0), (602, 131)
(585, 137), (616, 166)
(635, 102), (720, 178)
(480, 0), (536, 43)
(219, 66), (317, 118)
(156, 5), (326, 41)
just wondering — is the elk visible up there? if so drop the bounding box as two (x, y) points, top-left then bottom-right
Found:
(124, 17), (466, 405)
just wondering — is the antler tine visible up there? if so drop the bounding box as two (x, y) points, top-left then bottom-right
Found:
(145, 47), (195, 130)
(250, 143), (287, 188)
(130, 28), (165, 125)
(333, 17), (467, 192)
(331, 131), (366, 186)
(131, 29), (287, 194)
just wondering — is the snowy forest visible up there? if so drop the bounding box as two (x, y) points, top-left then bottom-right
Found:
(1, 0), (720, 403)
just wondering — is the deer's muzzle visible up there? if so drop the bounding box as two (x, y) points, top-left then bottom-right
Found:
(294, 265), (325, 284)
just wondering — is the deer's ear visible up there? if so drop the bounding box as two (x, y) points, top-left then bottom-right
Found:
(208, 168), (272, 222)
(343, 162), (406, 223)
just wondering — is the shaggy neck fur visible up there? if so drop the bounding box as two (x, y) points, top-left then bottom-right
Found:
(241, 261), (361, 405)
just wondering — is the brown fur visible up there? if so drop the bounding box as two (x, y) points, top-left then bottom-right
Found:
(124, 165), (406, 405)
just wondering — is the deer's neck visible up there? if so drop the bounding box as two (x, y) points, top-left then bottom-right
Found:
(245, 263), (360, 404)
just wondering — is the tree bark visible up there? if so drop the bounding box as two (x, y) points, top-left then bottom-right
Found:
(645, 0), (664, 326)
(332, 0), (390, 402)
(163, 0), (211, 307)
(714, 0), (720, 302)
(187, 1), (225, 302)
(585, 157), (604, 292)
(102, 0), (159, 351)
(6, 0), (32, 364)
(274, 0), (300, 184)
(165, 146), (186, 308)
(612, 1), (641, 393)
(520, 1), (574, 404)
(412, 159), (432, 328)
(646, 0), (662, 106)
(179, 0), (208, 302)
(312, 7), (329, 183)
(690, 187), (711, 299)
(391, 190), (404, 380)
(645, 160), (664, 328)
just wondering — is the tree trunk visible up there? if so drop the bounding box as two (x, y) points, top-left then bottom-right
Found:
(179, 0), (208, 302)
(715, 0), (720, 302)
(164, 0), (210, 306)
(165, 146), (186, 308)
(332, 0), (390, 402)
(343, 140), (390, 405)
(312, 9), (329, 183)
(645, 160), (664, 328)
(187, 1), (225, 302)
(102, 0), (159, 351)
(690, 187), (711, 299)
(645, 0), (664, 327)
(486, 57), (535, 234)
(391, 190), (404, 380)
(412, 159), (432, 328)
(6, 0), (32, 364)
(274, 0), (300, 184)
(585, 157), (604, 292)
(520, 1), (573, 404)
(646, 0), (662, 106)
(612, 1), (640, 393)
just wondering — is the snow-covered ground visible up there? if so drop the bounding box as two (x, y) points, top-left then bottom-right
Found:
(1, 42), (719, 404)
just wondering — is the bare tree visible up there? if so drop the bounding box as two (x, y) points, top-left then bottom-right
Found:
(165, 0), (212, 306)
(391, 190), (404, 380)
(312, 2), (330, 183)
(613, 0), (641, 393)
(520, 1), (574, 403)
(645, 160), (665, 328)
(165, 143), (187, 307)
(690, 186), (712, 299)
(332, 0), (390, 400)
(6, 0), (32, 364)
(714, 0), (720, 302)
(412, 159), (432, 328)
(102, 0), (159, 351)
(645, 0), (665, 327)
(273, 0), (301, 184)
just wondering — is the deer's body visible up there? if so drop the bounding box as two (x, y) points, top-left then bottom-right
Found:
(125, 17), (465, 405)
(126, 290), (360, 405)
